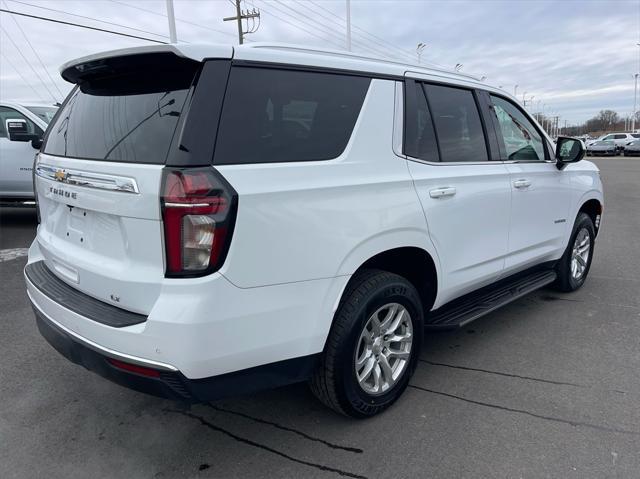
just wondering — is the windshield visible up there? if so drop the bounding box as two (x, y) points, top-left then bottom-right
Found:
(25, 106), (58, 124)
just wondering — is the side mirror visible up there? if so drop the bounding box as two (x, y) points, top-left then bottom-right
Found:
(6, 118), (42, 148)
(555, 136), (585, 170)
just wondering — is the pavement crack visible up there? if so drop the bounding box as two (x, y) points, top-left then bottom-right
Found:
(165, 409), (368, 479)
(419, 359), (587, 388)
(409, 385), (640, 437)
(539, 295), (639, 310)
(209, 404), (363, 453)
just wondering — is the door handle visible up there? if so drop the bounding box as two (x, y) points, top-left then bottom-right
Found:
(429, 187), (457, 198)
(513, 179), (531, 189)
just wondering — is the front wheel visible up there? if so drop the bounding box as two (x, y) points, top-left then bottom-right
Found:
(310, 269), (423, 418)
(553, 212), (595, 292)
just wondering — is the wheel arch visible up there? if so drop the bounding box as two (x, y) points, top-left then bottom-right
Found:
(577, 197), (603, 236)
(335, 245), (439, 316)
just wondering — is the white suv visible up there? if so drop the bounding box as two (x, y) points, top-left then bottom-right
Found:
(25, 44), (603, 418)
(592, 132), (639, 153)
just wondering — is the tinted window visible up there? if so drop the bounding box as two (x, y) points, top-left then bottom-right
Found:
(490, 95), (545, 161)
(43, 57), (198, 163)
(423, 84), (488, 162)
(214, 67), (370, 165)
(404, 82), (439, 161)
(631, 134), (640, 138)
(614, 134), (627, 139)
(0, 106), (42, 138)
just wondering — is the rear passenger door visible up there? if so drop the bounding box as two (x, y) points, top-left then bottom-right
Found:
(404, 79), (512, 305)
(486, 94), (572, 274)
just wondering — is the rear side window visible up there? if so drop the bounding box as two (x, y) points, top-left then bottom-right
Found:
(43, 53), (199, 163)
(423, 84), (488, 162)
(404, 82), (439, 161)
(614, 134), (627, 139)
(214, 67), (370, 165)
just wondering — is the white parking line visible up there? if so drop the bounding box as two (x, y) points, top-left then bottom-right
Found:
(0, 248), (29, 263)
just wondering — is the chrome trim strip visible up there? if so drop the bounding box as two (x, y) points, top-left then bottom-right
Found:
(36, 164), (140, 194)
(406, 155), (497, 166)
(25, 281), (177, 372)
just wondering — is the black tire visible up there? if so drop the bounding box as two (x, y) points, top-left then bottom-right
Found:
(309, 269), (423, 418)
(552, 212), (595, 292)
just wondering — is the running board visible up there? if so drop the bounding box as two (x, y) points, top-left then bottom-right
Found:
(425, 269), (557, 330)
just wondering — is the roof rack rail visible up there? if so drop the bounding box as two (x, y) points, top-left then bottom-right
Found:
(244, 42), (482, 82)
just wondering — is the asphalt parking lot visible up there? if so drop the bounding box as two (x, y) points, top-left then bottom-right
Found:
(1, 157), (639, 479)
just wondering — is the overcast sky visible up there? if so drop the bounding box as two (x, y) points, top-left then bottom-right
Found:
(1, 0), (638, 124)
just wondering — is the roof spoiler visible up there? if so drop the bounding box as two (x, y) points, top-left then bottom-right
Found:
(60, 44), (233, 83)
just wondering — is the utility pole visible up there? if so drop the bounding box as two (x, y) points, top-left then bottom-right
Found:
(346, 0), (351, 51)
(165, 0), (177, 43)
(223, 0), (260, 45)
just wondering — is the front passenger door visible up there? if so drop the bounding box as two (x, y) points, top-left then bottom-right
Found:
(488, 95), (572, 275)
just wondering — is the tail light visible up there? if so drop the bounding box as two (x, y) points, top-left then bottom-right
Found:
(161, 167), (237, 277)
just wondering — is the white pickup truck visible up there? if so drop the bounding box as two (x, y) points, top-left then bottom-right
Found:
(0, 102), (58, 205)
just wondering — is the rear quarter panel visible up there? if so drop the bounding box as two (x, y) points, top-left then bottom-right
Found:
(216, 79), (436, 288)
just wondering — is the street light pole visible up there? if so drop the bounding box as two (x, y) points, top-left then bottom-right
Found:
(416, 43), (426, 64)
(514, 84), (518, 97)
(633, 73), (638, 132)
(345, 0), (351, 51)
(165, 0), (177, 43)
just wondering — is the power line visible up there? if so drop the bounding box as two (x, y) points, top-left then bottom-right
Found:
(304, 0), (413, 59)
(265, 0), (409, 62)
(108, 0), (236, 39)
(0, 8), (167, 44)
(3, 0), (64, 99)
(0, 26), (57, 102)
(304, 0), (447, 68)
(255, 3), (346, 50)
(298, 0), (413, 61)
(0, 50), (47, 101)
(7, 0), (171, 40)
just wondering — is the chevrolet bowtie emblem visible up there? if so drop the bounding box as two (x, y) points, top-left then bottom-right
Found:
(54, 169), (67, 182)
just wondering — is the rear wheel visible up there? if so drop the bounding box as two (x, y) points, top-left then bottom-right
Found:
(553, 212), (595, 292)
(310, 269), (423, 418)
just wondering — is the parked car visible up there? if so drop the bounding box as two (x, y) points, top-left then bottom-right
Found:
(586, 140), (616, 156)
(623, 140), (640, 156)
(24, 43), (603, 418)
(0, 102), (58, 205)
(587, 132), (636, 153)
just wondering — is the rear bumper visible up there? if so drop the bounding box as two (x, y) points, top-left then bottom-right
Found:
(24, 240), (339, 401)
(31, 295), (320, 402)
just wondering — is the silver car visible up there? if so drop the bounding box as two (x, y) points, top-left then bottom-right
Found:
(623, 140), (640, 156)
(586, 140), (616, 156)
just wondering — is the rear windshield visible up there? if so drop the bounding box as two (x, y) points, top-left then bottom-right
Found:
(43, 54), (198, 164)
(213, 67), (370, 165)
